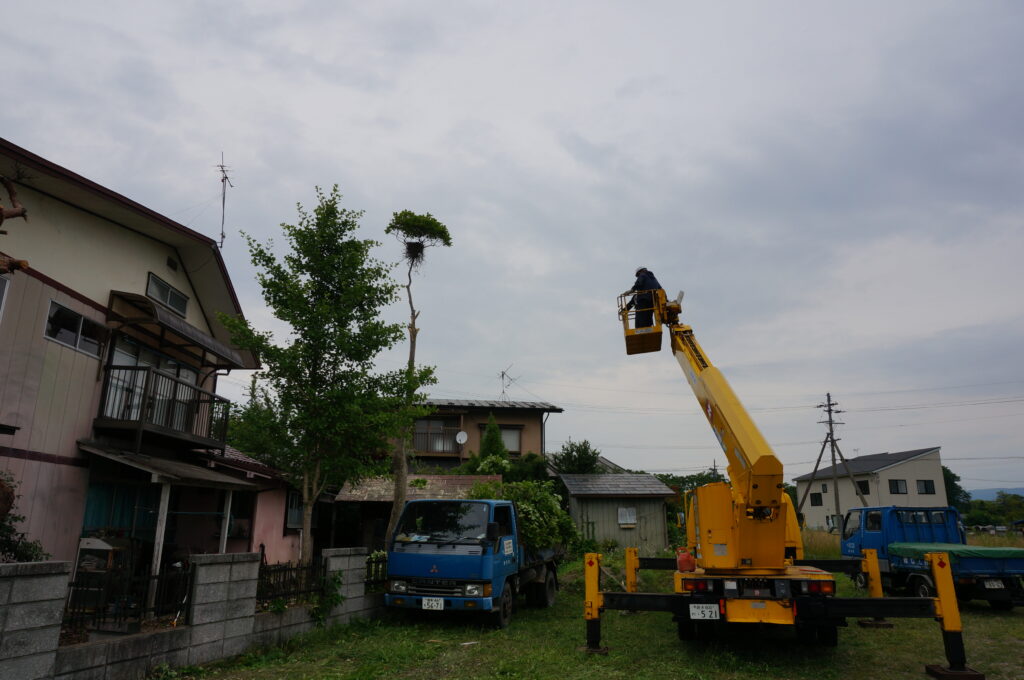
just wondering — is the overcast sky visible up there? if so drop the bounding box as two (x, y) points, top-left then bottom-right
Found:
(4, 2), (1023, 492)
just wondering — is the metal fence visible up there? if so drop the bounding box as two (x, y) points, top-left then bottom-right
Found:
(64, 567), (193, 634)
(257, 561), (325, 606)
(365, 552), (387, 593)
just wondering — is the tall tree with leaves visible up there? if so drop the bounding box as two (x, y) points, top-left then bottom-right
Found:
(383, 210), (453, 541)
(222, 187), (430, 565)
(549, 438), (603, 474)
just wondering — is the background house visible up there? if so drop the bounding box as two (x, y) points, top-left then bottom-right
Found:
(335, 474), (501, 550)
(409, 399), (563, 469)
(0, 138), (269, 578)
(793, 447), (947, 530)
(560, 473), (675, 555)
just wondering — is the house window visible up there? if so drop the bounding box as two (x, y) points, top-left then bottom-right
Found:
(285, 490), (304, 530)
(147, 273), (188, 316)
(889, 479), (908, 495)
(618, 506), (637, 528)
(856, 480), (870, 495)
(916, 479), (936, 495)
(0, 275), (8, 324)
(414, 419), (458, 453)
(500, 427), (521, 454)
(810, 493), (823, 507)
(821, 483), (828, 493)
(44, 301), (105, 357)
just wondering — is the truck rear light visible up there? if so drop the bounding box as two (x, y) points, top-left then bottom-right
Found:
(683, 579), (709, 592)
(807, 581), (821, 594)
(719, 599), (726, 615)
(820, 581), (835, 595)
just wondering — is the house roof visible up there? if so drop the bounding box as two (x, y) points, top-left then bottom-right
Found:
(0, 137), (257, 369)
(336, 475), (502, 502)
(560, 473), (675, 498)
(425, 399), (563, 413)
(201, 445), (280, 480)
(792, 447), (941, 482)
(79, 441), (259, 491)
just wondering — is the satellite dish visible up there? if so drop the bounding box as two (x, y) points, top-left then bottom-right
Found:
(455, 431), (468, 445)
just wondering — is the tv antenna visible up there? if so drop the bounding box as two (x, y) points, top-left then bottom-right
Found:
(499, 364), (519, 402)
(216, 152), (234, 249)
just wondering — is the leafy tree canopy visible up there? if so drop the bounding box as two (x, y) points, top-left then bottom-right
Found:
(942, 465), (971, 511)
(549, 438), (603, 474)
(385, 210), (453, 247)
(222, 186), (432, 563)
(468, 480), (578, 550)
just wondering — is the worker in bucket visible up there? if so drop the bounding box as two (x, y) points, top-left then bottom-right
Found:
(625, 266), (663, 328)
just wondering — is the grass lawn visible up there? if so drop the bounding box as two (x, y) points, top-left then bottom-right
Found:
(166, 549), (1023, 680)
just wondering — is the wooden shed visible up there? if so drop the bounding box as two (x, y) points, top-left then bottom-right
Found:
(561, 474), (675, 556)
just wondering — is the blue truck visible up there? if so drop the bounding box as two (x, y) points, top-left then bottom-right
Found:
(384, 499), (560, 627)
(841, 505), (1024, 610)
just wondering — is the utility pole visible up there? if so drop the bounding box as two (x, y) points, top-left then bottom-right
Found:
(797, 393), (869, 530)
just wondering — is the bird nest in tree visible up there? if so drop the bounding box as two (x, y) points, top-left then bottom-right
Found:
(404, 240), (425, 263)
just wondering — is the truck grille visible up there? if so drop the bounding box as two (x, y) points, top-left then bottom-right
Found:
(409, 581), (462, 597)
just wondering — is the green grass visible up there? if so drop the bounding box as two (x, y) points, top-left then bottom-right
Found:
(169, 555), (1023, 680)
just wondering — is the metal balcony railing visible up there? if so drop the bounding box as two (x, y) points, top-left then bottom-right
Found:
(98, 365), (230, 446)
(412, 426), (462, 455)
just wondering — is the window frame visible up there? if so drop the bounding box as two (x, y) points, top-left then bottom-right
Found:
(617, 506), (637, 528)
(43, 300), (106, 358)
(889, 479), (908, 495)
(916, 479), (936, 495)
(809, 492), (823, 507)
(856, 480), (870, 495)
(146, 272), (189, 317)
(821, 483), (828, 493)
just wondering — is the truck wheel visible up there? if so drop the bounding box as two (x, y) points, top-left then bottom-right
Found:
(852, 573), (867, 590)
(910, 577), (934, 599)
(677, 619), (696, 640)
(989, 600), (1013, 611)
(539, 569), (557, 608)
(492, 586), (513, 629)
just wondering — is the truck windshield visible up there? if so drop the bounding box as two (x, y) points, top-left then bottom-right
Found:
(393, 501), (489, 544)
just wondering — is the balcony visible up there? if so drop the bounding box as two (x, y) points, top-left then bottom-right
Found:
(413, 426), (463, 457)
(94, 366), (230, 451)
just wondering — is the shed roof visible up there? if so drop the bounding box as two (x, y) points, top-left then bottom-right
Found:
(425, 399), (563, 413)
(336, 475), (502, 502)
(560, 473), (674, 498)
(792, 447), (940, 482)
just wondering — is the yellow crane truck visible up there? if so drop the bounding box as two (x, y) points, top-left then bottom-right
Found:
(581, 286), (983, 679)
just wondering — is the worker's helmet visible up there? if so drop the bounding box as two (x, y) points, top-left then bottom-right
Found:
(635, 266), (647, 276)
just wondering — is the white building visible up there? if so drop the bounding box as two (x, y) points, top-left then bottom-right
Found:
(793, 447), (947, 530)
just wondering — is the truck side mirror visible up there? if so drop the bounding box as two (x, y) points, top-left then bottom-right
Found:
(486, 522), (500, 542)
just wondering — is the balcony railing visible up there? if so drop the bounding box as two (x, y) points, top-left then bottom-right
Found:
(412, 427), (462, 455)
(97, 365), (230, 446)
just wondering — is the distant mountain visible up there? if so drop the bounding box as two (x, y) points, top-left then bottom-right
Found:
(968, 488), (1024, 501)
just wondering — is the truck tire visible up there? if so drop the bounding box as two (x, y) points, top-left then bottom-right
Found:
(538, 569), (557, 608)
(816, 625), (838, 647)
(989, 600), (1013, 611)
(852, 572), (867, 590)
(910, 577), (934, 599)
(677, 619), (696, 640)
(492, 586), (513, 629)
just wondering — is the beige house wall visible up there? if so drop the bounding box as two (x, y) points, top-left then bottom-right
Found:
(0, 182), (210, 333)
(461, 410), (545, 456)
(796, 451), (947, 529)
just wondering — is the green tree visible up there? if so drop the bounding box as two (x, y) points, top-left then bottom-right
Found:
(549, 438), (603, 474)
(942, 466), (971, 511)
(467, 480), (578, 550)
(383, 210), (453, 542)
(222, 187), (429, 565)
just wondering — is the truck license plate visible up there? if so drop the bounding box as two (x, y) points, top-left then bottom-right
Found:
(422, 597), (445, 610)
(983, 579), (1004, 589)
(689, 604), (720, 620)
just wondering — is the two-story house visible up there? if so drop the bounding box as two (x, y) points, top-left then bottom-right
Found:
(410, 398), (563, 469)
(793, 447), (948, 530)
(0, 138), (279, 577)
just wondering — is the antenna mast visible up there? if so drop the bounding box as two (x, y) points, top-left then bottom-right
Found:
(216, 152), (234, 249)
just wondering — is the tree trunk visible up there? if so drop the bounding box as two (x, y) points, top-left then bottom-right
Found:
(385, 262), (419, 542)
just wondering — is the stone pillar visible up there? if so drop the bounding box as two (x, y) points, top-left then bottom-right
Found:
(0, 560), (71, 680)
(187, 552), (258, 665)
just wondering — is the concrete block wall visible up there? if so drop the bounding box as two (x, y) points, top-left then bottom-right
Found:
(5, 548), (382, 679)
(0, 561), (71, 680)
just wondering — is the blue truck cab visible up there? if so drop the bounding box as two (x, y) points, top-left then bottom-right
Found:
(841, 505), (1024, 610)
(385, 499), (559, 627)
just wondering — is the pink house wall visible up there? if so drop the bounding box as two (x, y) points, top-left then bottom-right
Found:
(252, 487), (299, 564)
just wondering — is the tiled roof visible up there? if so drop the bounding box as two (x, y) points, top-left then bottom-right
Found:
(425, 399), (563, 413)
(207, 445), (280, 478)
(336, 475), (502, 502)
(792, 447), (940, 482)
(560, 473), (675, 498)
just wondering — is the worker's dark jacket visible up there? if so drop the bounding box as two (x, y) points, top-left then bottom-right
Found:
(628, 270), (663, 310)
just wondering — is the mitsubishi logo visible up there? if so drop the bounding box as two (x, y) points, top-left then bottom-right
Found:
(430, 564), (439, 574)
